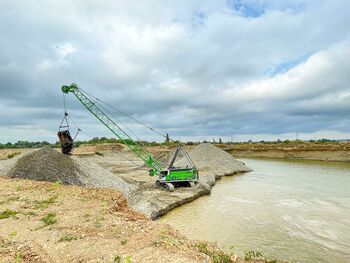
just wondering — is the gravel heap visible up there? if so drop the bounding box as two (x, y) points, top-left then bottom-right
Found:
(72, 156), (136, 199)
(6, 147), (136, 198)
(7, 146), (84, 185)
(178, 143), (252, 176)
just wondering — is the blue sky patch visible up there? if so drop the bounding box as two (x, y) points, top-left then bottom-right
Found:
(265, 53), (313, 76)
(226, 0), (265, 17)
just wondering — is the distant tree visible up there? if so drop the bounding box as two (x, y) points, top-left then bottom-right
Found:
(219, 138), (222, 144)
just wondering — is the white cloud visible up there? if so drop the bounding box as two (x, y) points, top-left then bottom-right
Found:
(1, 0), (350, 142)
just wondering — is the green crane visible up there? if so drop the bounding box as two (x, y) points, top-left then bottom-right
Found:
(61, 83), (198, 191)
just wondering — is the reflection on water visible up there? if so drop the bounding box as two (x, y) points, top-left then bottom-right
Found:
(160, 158), (350, 263)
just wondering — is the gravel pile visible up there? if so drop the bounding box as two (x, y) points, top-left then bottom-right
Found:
(6, 147), (136, 198)
(178, 143), (252, 176)
(72, 156), (136, 199)
(0, 152), (28, 176)
(7, 147), (84, 185)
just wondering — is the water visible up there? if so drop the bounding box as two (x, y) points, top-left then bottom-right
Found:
(160, 158), (350, 263)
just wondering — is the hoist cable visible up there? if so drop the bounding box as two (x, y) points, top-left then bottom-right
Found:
(78, 87), (175, 142)
(66, 113), (143, 166)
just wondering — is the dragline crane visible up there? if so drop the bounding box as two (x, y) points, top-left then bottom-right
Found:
(58, 83), (198, 191)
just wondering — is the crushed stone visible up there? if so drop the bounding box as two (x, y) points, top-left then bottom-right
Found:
(7, 147), (83, 185)
(6, 147), (136, 199)
(177, 143), (252, 176)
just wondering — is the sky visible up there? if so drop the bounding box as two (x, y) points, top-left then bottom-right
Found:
(1, 0), (350, 143)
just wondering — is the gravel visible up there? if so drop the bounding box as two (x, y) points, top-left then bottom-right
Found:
(6, 147), (136, 198)
(7, 147), (83, 185)
(177, 143), (252, 176)
(0, 156), (20, 176)
(72, 156), (136, 199)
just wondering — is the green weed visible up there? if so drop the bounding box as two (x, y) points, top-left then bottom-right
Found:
(7, 152), (20, 159)
(41, 212), (57, 226)
(34, 195), (58, 209)
(120, 239), (127, 245)
(244, 250), (263, 260)
(0, 209), (18, 219)
(14, 252), (22, 263)
(58, 235), (77, 242)
(196, 241), (231, 263)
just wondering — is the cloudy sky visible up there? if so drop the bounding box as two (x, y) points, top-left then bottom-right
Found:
(1, 0), (350, 143)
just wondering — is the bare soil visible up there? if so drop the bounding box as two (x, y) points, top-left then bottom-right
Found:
(0, 177), (223, 262)
(219, 142), (350, 162)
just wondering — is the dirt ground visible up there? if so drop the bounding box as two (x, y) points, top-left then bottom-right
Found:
(219, 141), (350, 162)
(0, 177), (228, 263)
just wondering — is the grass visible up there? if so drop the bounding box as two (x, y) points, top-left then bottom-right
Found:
(113, 256), (121, 263)
(244, 250), (263, 260)
(113, 226), (121, 237)
(7, 152), (20, 159)
(95, 151), (104, 156)
(34, 195), (58, 209)
(120, 239), (127, 245)
(0, 209), (19, 219)
(14, 252), (22, 263)
(58, 234), (77, 242)
(41, 212), (57, 226)
(0, 196), (20, 205)
(196, 241), (231, 263)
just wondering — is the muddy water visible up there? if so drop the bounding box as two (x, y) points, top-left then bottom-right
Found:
(160, 158), (350, 263)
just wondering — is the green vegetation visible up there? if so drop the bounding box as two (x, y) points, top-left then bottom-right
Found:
(41, 212), (57, 226)
(58, 234), (77, 242)
(7, 151), (20, 159)
(0, 196), (20, 205)
(14, 252), (22, 263)
(95, 151), (104, 156)
(113, 255), (131, 263)
(34, 195), (58, 209)
(0, 140), (51, 149)
(120, 239), (127, 245)
(0, 209), (18, 219)
(244, 250), (263, 260)
(196, 241), (231, 263)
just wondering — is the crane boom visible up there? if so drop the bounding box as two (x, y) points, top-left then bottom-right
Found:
(61, 83), (163, 176)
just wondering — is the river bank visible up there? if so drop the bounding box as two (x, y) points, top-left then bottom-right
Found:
(219, 141), (350, 162)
